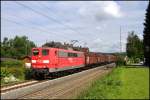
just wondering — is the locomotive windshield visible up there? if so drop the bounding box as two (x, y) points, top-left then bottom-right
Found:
(42, 49), (49, 56)
(33, 49), (39, 56)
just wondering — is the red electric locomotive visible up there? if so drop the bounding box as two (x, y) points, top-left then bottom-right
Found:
(31, 47), (85, 78)
(31, 47), (117, 78)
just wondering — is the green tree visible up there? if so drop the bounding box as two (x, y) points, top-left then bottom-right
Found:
(143, 1), (150, 66)
(1, 35), (36, 59)
(0, 42), (5, 57)
(126, 31), (144, 63)
(1, 37), (12, 57)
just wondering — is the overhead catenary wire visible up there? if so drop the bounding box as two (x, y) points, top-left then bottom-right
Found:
(3, 17), (116, 49)
(38, 2), (90, 46)
(2, 17), (70, 43)
(14, 1), (87, 45)
(38, 2), (88, 36)
(38, 2), (89, 44)
(2, 17), (87, 47)
(15, 2), (86, 41)
(2, 14), (74, 41)
(2, 2), (123, 52)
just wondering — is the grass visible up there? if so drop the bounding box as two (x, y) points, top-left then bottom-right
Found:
(77, 66), (149, 99)
(120, 67), (149, 99)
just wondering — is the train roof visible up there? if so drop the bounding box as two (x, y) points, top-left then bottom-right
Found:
(32, 47), (84, 53)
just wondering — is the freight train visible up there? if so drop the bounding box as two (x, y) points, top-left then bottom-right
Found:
(31, 47), (117, 78)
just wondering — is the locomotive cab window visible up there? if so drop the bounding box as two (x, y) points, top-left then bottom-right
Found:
(33, 49), (39, 56)
(42, 49), (49, 56)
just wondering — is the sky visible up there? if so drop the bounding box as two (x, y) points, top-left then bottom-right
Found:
(1, 1), (149, 53)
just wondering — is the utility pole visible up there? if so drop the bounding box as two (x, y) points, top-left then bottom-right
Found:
(120, 26), (122, 53)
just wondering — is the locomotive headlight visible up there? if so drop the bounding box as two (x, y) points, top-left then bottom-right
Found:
(31, 60), (36, 63)
(43, 60), (49, 63)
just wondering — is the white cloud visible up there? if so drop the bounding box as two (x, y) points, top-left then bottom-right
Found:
(1, 1), (147, 53)
(104, 1), (122, 18)
(95, 26), (102, 30)
(78, 1), (123, 22)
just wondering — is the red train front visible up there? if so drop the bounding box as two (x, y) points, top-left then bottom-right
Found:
(31, 47), (85, 78)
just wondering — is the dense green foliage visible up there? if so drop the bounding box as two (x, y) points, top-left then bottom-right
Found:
(1, 67), (25, 85)
(0, 60), (33, 85)
(77, 67), (149, 99)
(1, 60), (23, 67)
(0, 68), (11, 78)
(143, 1), (150, 66)
(114, 52), (126, 66)
(116, 56), (126, 66)
(1, 60), (25, 79)
(126, 31), (144, 62)
(1, 35), (36, 59)
(1, 67), (32, 84)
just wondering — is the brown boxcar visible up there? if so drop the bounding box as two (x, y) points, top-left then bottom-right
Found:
(85, 52), (97, 65)
(96, 53), (106, 64)
(85, 52), (117, 66)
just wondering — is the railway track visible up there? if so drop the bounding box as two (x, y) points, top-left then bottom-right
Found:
(47, 69), (108, 99)
(1, 80), (39, 93)
(1, 63), (116, 99)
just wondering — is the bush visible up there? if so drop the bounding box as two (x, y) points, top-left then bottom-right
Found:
(7, 67), (25, 80)
(1, 60), (25, 80)
(116, 56), (126, 66)
(3, 75), (19, 83)
(1, 66), (26, 81)
(1, 60), (23, 67)
(0, 68), (11, 78)
(1, 60), (34, 84)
